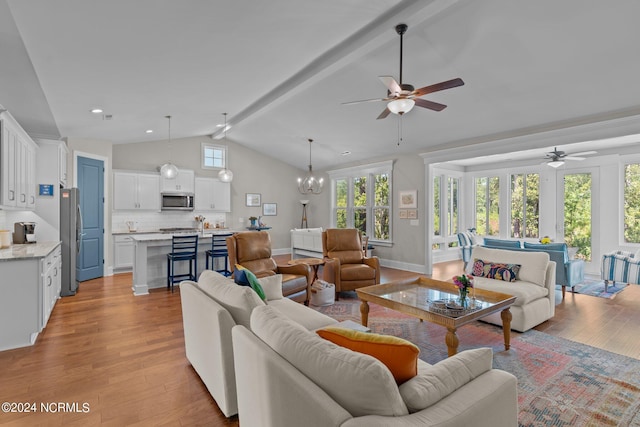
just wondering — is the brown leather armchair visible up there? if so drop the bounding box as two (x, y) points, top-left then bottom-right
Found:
(227, 231), (312, 304)
(322, 228), (380, 300)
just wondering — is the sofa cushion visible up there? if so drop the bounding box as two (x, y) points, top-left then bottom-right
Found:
(266, 298), (337, 330)
(469, 246), (549, 287)
(197, 270), (265, 328)
(471, 259), (521, 282)
(251, 305), (408, 417)
(483, 238), (521, 248)
(316, 327), (419, 385)
(523, 242), (569, 263)
(257, 274), (283, 301)
(398, 348), (493, 413)
(341, 263), (376, 281)
(473, 276), (548, 306)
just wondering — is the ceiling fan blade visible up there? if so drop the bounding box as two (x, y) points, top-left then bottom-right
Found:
(415, 98), (447, 111)
(342, 98), (386, 105)
(570, 150), (597, 157)
(379, 76), (401, 96)
(564, 156), (585, 161)
(414, 78), (465, 97)
(376, 107), (391, 120)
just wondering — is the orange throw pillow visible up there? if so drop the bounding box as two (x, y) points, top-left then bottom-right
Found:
(317, 327), (419, 385)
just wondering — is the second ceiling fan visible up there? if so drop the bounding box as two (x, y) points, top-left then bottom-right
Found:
(344, 23), (464, 119)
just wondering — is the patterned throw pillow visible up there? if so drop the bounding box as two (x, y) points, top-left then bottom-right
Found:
(471, 259), (521, 282)
(235, 264), (267, 300)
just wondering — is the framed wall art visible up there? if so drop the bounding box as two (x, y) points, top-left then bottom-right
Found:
(246, 193), (261, 207)
(399, 209), (408, 219)
(407, 209), (418, 219)
(399, 190), (417, 209)
(262, 203), (277, 216)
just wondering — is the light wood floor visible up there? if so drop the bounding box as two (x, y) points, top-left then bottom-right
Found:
(0, 259), (638, 426)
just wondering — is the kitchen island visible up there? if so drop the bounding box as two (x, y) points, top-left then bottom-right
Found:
(130, 231), (240, 295)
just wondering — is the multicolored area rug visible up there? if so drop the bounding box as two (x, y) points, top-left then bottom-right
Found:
(558, 279), (629, 299)
(314, 295), (640, 426)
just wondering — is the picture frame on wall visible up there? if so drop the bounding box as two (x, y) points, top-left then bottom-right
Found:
(262, 203), (277, 216)
(246, 193), (261, 207)
(399, 190), (417, 209)
(399, 209), (408, 219)
(407, 209), (418, 219)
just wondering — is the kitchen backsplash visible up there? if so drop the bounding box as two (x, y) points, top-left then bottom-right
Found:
(112, 211), (228, 233)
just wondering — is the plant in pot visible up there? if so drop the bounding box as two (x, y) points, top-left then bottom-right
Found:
(248, 216), (258, 227)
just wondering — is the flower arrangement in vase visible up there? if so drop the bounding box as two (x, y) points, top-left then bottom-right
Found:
(539, 236), (553, 244)
(452, 274), (474, 308)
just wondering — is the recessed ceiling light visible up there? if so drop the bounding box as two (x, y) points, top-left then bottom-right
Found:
(145, 129), (153, 134)
(90, 108), (103, 114)
(341, 151), (351, 156)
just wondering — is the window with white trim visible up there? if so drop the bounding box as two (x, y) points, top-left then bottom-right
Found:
(432, 170), (462, 249)
(201, 143), (227, 169)
(328, 161), (392, 244)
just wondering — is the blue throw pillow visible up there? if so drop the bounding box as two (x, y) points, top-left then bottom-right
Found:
(234, 264), (266, 301)
(233, 268), (251, 287)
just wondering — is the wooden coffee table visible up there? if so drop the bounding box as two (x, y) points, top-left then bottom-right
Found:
(356, 277), (517, 356)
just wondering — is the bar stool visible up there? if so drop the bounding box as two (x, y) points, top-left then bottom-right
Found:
(167, 234), (199, 292)
(206, 233), (232, 276)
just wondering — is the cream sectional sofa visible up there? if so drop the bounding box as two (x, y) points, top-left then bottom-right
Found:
(232, 305), (518, 427)
(467, 246), (556, 332)
(180, 270), (338, 417)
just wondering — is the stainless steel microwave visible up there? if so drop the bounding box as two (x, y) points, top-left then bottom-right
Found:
(161, 192), (195, 211)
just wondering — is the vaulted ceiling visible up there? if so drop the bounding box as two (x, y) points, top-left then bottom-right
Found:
(2, 0), (640, 171)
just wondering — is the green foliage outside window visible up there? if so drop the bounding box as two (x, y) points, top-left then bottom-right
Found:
(475, 176), (500, 236)
(624, 164), (640, 243)
(564, 173), (591, 260)
(511, 173), (539, 238)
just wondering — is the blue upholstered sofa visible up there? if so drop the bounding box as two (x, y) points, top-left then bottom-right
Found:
(478, 238), (585, 298)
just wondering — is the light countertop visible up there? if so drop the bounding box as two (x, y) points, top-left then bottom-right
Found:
(130, 230), (241, 242)
(0, 241), (61, 261)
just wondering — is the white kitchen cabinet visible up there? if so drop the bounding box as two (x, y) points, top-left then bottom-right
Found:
(58, 142), (68, 187)
(1, 110), (38, 210)
(114, 235), (134, 271)
(195, 177), (230, 212)
(0, 242), (61, 351)
(42, 246), (62, 327)
(161, 168), (194, 193)
(113, 171), (160, 210)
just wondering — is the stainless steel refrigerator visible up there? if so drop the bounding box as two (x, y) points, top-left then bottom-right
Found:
(60, 188), (82, 296)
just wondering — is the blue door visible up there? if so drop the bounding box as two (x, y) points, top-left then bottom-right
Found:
(77, 156), (104, 282)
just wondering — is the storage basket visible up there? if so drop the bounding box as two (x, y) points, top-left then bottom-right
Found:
(310, 280), (335, 306)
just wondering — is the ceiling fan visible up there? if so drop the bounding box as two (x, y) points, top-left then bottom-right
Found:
(544, 147), (597, 168)
(343, 23), (464, 119)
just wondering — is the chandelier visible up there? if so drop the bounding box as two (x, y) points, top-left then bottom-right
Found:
(217, 112), (234, 182)
(160, 115), (179, 179)
(297, 138), (323, 194)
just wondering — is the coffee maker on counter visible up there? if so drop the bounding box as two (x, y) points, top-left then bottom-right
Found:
(14, 222), (36, 244)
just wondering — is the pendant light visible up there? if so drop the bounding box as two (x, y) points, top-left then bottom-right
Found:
(160, 115), (179, 179)
(217, 112), (234, 183)
(297, 138), (323, 194)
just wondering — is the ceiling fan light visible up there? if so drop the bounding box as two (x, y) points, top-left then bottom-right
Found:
(547, 160), (565, 168)
(388, 98), (415, 115)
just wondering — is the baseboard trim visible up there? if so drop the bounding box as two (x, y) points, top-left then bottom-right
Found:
(379, 259), (428, 274)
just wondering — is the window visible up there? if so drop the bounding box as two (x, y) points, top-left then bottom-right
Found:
(328, 161), (392, 243)
(432, 171), (461, 248)
(433, 176), (440, 236)
(510, 173), (539, 238)
(624, 163), (640, 243)
(475, 176), (500, 236)
(201, 143), (227, 169)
